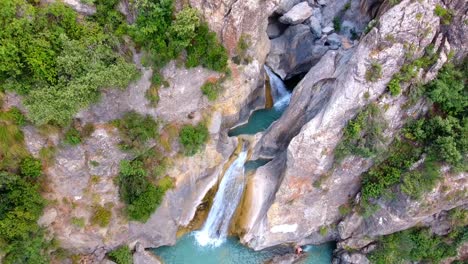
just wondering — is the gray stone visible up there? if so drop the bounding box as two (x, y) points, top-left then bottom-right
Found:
(266, 24), (329, 80)
(279, 2), (313, 25)
(276, 0), (302, 14)
(38, 208), (57, 227)
(326, 33), (342, 50)
(309, 17), (322, 38)
(133, 243), (161, 264)
(267, 22), (283, 39)
(322, 26), (334, 34)
(317, 0), (326, 6)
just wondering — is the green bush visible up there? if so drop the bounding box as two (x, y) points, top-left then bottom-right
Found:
(19, 157), (42, 179)
(90, 205), (112, 227)
(0, 172), (46, 242)
(64, 128), (82, 146)
(108, 245), (133, 264)
(369, 227), (465, 264)
(201, 81), (221, 101)
(112, 111), (159, 151)
(179, 123), (209, 156)
(387, 77), (401, 96)
(365, 62), (383, 82)
(335, 104), (386, 161)
(186, 22), (229, 72)
(434, 4), (453, 25)
(117, 160), (167, 222)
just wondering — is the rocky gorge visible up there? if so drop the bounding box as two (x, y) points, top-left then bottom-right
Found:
(0, 0), (466, 263)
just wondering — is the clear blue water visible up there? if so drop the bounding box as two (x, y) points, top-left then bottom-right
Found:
(228, 106), (285, 136)
(153, 233), (335, 264)
(244, 159), (272, 172)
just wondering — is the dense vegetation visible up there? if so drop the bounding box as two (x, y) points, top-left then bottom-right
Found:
(370, 208), (468, 264)
(112, 111), (173, 222)
(130, 0), (228, 78)
(117, 159), (170, 222)
(0, 104), (50, 262)
(0, 0), (139, 126)
(357, 60), (467, 214)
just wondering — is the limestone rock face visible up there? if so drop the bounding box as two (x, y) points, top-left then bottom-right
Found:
(279, 2), (313, 25)
(241, 0), (446, 250)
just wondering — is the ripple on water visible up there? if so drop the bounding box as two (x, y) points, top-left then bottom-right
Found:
(153, 233), (335, 264)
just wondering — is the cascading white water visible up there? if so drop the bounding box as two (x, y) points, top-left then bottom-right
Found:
(264, 66), (291, 109)
(195, 151), (248, 247)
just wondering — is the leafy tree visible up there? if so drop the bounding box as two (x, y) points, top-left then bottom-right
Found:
(179, 123), (209, 156)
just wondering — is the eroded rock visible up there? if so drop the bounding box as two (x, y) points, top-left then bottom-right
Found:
(279, 2), (313, 25)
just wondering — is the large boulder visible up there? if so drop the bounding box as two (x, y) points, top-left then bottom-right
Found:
(266, 24), (329, 80)
(276, 0), (302, 14)
(279, 2), (313, 25)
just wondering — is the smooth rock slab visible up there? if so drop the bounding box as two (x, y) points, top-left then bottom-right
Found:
(279, 2), (313, 25)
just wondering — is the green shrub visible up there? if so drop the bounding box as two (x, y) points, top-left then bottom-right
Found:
(365, 62), (383, 82)
(112, 111), (159, 151)
(145, 85), (160, 107)
(434, 4), (453, 25)
(6, 107), (26, 126)
(338, 204), (352, 216)
(117, 160), (167, 222)
(233, 34), (252, 65)
(186, 22), (229, 72)
(387, 77), (401, 96)
(108, 245), (133, 264)
(201, 81), (221, 101)
(335, 104), (386, 161)
(179, 123), (209, 156)
(425, 63), (466, 117)
(19, 157), (42, 179)
(64, 128), (81, 146)
(71, 217), (86, 228)
(90, 205), (112, 227)
(319, 226), (328, 236)
(333, 17), (341, 32)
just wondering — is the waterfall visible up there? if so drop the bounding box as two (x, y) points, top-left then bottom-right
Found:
(195, 151), (248, 247)
(264, 66), (291, 109)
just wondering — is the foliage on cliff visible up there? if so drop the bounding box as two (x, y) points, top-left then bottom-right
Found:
(358, 60), (467, 214)
(0, 108), (49, 263)
(130, 1), (228, 72)
(369, 223), (467, 263)
(0, 0), (139, 126)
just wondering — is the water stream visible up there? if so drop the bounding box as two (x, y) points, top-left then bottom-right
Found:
(195, 151), (248, 247)
(228, 66), (291, 136)
(153, 66), (334, 263)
